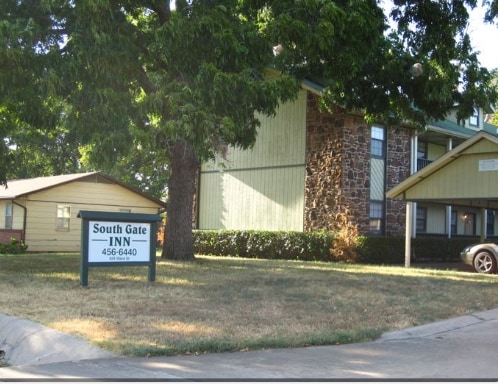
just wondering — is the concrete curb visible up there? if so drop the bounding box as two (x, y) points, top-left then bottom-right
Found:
(378, 307), (498, 341)
(0, 313), (115, 367)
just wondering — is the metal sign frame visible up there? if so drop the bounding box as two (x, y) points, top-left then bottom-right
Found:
(78, 210), (161, 286)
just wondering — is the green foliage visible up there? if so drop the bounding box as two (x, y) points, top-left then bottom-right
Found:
(355, 236), (406, 264)
(355, 236), (475, 264)
(484, 0), (498, 22)
(194, 230), (334, 261)
(2, 0), (498, 258)
(0, 237), (28, 254)
(490, 71), (498, 123)
(5, 115), (82, 180)
(323, 0), (498, 128)
(194, 232), (473, 264)
(411, 236), (479, 262)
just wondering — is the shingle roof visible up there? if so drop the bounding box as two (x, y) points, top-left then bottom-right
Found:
(426, 119), (498, 141)
(428, 119), (477, 137)
(0, 172), (98, 199)
(0, 172), (166, 207)
(483, 121), (498, 136)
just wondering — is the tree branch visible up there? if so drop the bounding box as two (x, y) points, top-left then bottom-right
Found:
(149, 0), (171, 25)
(137, 66), (157, 94)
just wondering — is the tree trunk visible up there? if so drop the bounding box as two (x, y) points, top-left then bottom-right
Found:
(162, 140), (199, 261)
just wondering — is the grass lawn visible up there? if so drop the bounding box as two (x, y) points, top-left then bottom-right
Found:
(1, 253), (497, 357)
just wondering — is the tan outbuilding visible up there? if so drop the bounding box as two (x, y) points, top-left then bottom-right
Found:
(0, 172), (166, 252)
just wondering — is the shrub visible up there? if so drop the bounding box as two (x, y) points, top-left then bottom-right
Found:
(356, 236), (474, 264)
(329, 210), (361, 263)
(0, 237), (28, 254)
(194, 230), (471, 264)
(194, 230), (334, 261)
(355, 236), (405, 264)
(412, 236), (478, 262)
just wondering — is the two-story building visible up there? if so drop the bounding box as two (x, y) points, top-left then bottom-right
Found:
(196, 79), (497, 239)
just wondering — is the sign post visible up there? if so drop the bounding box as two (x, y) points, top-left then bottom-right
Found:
(78, 211), (161, 286)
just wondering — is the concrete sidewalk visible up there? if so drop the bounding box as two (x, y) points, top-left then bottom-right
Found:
(2, 308), (498, 380)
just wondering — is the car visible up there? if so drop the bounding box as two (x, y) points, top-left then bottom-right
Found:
(460, 243), (498, 274)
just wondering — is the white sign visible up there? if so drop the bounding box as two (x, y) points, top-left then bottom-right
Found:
(88, 221), (151, 263)
(479, 159), (498, 171)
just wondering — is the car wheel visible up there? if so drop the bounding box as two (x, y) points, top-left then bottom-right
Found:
(473, 251), (497, 274)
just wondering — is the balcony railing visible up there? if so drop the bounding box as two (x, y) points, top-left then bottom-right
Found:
(417, 158), (433, 171)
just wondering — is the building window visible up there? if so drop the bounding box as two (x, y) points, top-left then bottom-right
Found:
(56, 205), (71, 231)
(370, 126), (386, 235)
(369, 201), (384, 235)
(371, 126), (385, 157)
(5, 203), (12, 229)
(416, 207), (427, 233)
(416, 141), (432, 170)
(487, 210), (495, 237)
(469, 108), (479, 127)
(417, 141), (427, 159)
(451, 210), (457, 235)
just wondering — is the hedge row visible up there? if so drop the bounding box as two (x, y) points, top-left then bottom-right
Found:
(355, 236), (474, 264)
(411, 236), (480, 262)
(194, 230), (478, 264)
(194, 230), (334, 261)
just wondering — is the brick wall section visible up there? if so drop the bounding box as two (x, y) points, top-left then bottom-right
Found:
(0, 229), (23, 244)
(304, 92), (412, 236)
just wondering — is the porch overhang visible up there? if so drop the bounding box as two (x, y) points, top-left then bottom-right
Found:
(386, 130), (498, 267)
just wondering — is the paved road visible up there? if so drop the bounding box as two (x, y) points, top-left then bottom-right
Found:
(1, 307), (498, 380)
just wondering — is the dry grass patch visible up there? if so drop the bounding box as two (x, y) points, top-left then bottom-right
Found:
(1, 253), (497, 356)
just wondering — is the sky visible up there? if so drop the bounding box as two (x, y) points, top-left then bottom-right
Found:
(467, 6), (498, 70)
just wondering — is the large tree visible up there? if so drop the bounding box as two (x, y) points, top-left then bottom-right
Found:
(1, 0), (497, 260)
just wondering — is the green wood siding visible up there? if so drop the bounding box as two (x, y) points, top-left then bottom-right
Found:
(425, 204), (446, 234)
(199, 166), (305, 230)
(406, 152), (498, 200)
(199, 90), (307, 230)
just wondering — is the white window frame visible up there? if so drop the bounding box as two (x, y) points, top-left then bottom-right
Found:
(371, 126), (385, 158)
(369, 200), (384, 235)
(56, 205), (71, 231)
(469, 108), (479, 127)
(5, 203), (13, 229)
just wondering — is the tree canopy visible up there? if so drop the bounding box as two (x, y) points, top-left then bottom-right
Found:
(1, 0), (498, 259)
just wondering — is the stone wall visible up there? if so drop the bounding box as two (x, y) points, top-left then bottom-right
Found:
(304, 93), (370, 233)
(385, 127), (412, 236)
(304, 92), (412, 236)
